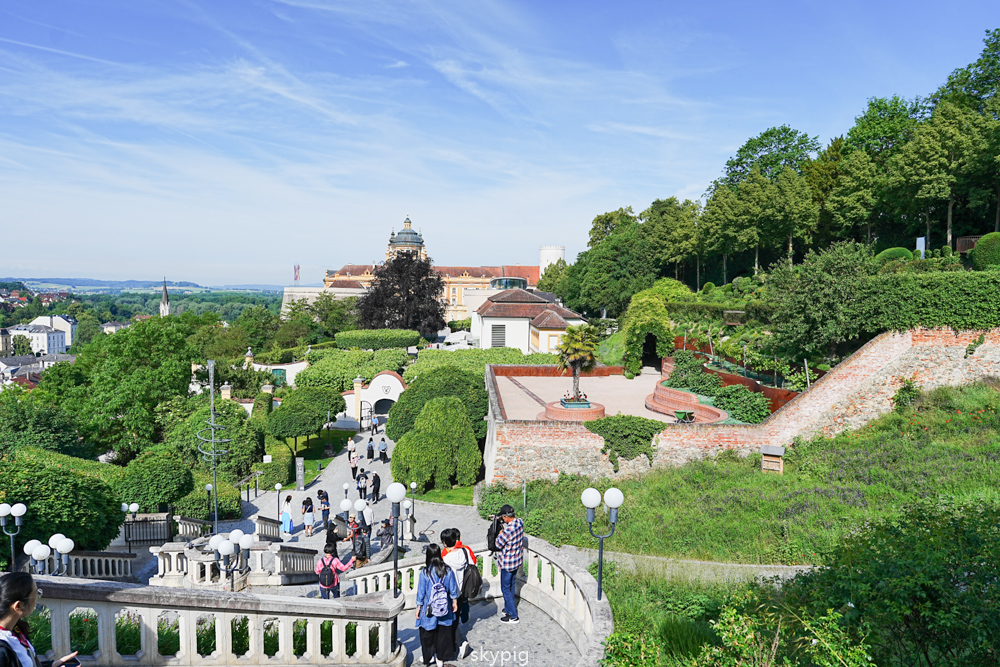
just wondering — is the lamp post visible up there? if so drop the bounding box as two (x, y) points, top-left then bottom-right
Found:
(343, 482), (350, 500)
(339, 499), (352, 527)
(121, 503), (139, 554)
(28, 535), (75, 576)
(205, 484), (214, 524)
(581, 487), (624, 601)
(402, 500), (414, 541)
(210, 530), (254, 592)
(409, 482), (417, 521)
(274, 483), (282, 530)
(386, 483), (407, 599)
(198, 360), (231, 536)
(0, 502), (27, 572)
(23, 540), (50, 575)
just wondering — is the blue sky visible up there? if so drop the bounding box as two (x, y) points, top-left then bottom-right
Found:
(0, 1), (995, 285)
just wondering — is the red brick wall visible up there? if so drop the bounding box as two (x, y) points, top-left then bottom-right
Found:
(491, 364), (624, 378)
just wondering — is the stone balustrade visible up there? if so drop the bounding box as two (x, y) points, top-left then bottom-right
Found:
(34, 575), (406, 666)
(251, 514), (282, 542)
(345, 537), (613, 667)
(174, 516), (211, 540)
(150, 538), (318, 590)
(29, 551), (137, 581)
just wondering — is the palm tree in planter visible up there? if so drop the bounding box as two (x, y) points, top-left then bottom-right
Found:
(557, 324), (602, 405)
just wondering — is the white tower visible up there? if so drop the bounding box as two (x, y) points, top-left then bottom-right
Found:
(539, 246), (566, 276)
(159, 279), (170, 317)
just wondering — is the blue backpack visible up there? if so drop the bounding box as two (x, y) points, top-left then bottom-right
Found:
(427, 571), (449, 617)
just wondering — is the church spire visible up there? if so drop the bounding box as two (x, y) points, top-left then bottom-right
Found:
(159, 278), (171, 317)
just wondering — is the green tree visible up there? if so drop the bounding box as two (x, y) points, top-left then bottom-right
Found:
(0, 385), (88, 458)
(845, 95), (922, 164)
(309, 292), (358, 337)
(117, 446), (194, 511)
(801, 136), (846, 246)
(768, 166), (820, 264)
(278, 386), (346, 425)
(577, 225), (657, 316)
(234, 305), (279, 355)
(390, 396), (481, 491)
(701, 183), (743, 283)
(767, 241), (877, 358)
(735, 168), (776, 272)
(557, 324), (601, 401)
(10, 335), (32, 356)
(641, 197), (701, 280)
(723, 124), (821, 186)
(536, 258), (569, 294)
(267, 403), (324, 456)
(587, 206), (638, 248)
(827, 148), (881, 242)
(73, 311), (103, 349)
(356, 252), (445, 339)
(162, 397), (265, 479)
(385, 365), (488, 442)
(934, 28), (1000, 111)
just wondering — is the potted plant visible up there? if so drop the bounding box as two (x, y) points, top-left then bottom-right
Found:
(557, 324), (601, 408)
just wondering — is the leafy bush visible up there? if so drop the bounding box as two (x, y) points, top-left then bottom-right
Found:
(164, 397), (265, 479)
(402, 348), (558, 383)
(786, 496), (1000, 667)
(664, 350), (722, 397)
(391, 396), (481, 491)
(172, 470), (242, 520)
(855, 271), (1000, 332)
(13, 446), (125, 488)
(0, 385), (90, 458)
(252, 435), (296, 488)
(713, 385), (771, 424)
(970, 231), (1000, 270)
(278, 386), (346, 422)
(117, 446), (194, 511)
(941, 244), (953, 258)
(701, 282), (716, 293)
(583, 415), (664, 472)
(295, 348), (410, 392)
(334, 329), (421, 350)
(0, 457), (123, 559)
(386, 365), (488, 441)
(447, 319), (471, 331)
(891, 378), (921, 412)
(621, 283), (677, 374)
(874, 246), (914, 264)
(252, 393), (272, 419)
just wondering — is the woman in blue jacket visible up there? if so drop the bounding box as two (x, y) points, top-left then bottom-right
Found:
(414, 544), (459, 667)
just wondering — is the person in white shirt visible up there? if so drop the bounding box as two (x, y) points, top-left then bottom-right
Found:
(441, 528), (476, 659)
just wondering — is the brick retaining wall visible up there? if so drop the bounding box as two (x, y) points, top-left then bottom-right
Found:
(484, 328), (1000, 485)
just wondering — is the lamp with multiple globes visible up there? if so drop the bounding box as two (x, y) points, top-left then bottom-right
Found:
(0, 502), (27, 573)
(23, 533), (75, 575)
(121, 503), (140, 554)
(211, 529), (255, 591)
(386, 482), (407, 598)
(581, 487), (624, 601)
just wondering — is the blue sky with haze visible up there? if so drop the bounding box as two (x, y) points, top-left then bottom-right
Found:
(0, 1), (995, 285)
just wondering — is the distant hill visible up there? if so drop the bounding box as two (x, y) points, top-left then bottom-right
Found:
(1, 277), (202, 290)
(208, 284), (304, 291)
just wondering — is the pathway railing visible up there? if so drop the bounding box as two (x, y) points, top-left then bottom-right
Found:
(150, 539), (318, 590)
(174, 516), (211, 540)
(34, 575), (406, 666)
(345, 537), (613, 667)
(251, 514), (282, 542)
(26, 551), (137, 581)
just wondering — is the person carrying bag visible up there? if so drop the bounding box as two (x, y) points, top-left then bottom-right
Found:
(414, 544), (459, 667)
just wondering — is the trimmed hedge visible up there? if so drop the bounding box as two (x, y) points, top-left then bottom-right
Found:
(713, 385), (771, 424)
(402, 348), (558, 383)
(855, 272), (1000, 332)
(335, 329), (421, 350)
(386, 365), (488, 441)
(278, 386), (346, 421)
(0, 456), (124, 557)
(875, 247), (914, 264)
(252, 393), (273, 420)
(117, 446), (194, 512)
(390, 396), (481, 492)
(663, 301), (730, 321)
(970, 232), (1000, 270)
(447, 319), (471, 331)
(173, 470), (242, 520)
(13, 446), (125, 488)
(664, 350), (722, 397)
(296, 348), (410, 392)
(252, 435), (296, 488)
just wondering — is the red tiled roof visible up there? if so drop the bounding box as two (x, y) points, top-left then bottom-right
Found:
(434, 266), (501, 278)
(488, 289), (548, 304)
(325, 280), (366, 289)
(335, 264), (377, 276)
(531, 310), (570, 328)
(501, 266), (540, 284)
(477, 300), (584, 324)
(331, 263), (540, 284)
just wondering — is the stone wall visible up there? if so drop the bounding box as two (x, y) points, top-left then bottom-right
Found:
(484, 328), (1000, 485)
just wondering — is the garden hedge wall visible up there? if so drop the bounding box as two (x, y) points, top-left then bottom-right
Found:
(856, 272), (1000, 332)
(296, 348), (411, 392)
(402, 348), (557, 383)
(252, 435), (296, 488)
(173, 470), (242, 520)
(335, 329), (421, 350)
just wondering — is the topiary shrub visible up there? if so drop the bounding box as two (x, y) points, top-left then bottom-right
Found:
(712, 385), (771, 424)
(252, 435), (295, 487)
(252, 393), (273, 419)
(621, 283), (678, 374)
(941, 245), (953, 258)
(0, 457), (124, 557)
(701, 282), (716, 293)
(970, 232), (1000, 270)
(386, 366), (488, 442)
(447, 319), (472, 331)
(267, 403), (324, 455)
(874, 247), (914, 265)
(172, 471), (242, 520)
(583, 415), (665, 472)
(390, 396), (481, 492)
(278, 386), (346, 422)
(665, 350), (722, 397)
(296, 348), (410, 392)
(335, 329), (421, 350)
(117, 446), (194, 512)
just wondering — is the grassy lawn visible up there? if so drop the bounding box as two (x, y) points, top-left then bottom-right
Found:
(479, 381), (1000, 565)
(286, 429), (356, 486)
(419, 485), (475, 506)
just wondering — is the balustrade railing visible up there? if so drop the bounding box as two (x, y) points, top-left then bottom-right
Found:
(150, 539), (318, 590)
(33, 575), (406, 666)
(251, 514), (282, 542)
(26, 551), (137, 581)
(174, 516), (211, 540)
(345, 538), (612, 666)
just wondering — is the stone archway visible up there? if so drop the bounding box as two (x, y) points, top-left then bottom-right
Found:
(373, 398), (395, 415)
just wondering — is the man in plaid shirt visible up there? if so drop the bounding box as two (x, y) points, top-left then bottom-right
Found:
(493, 504), (524, 624)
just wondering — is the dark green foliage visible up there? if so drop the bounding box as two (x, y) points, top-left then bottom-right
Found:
(664, 350), (722, 397)
(855, 271), (1000, 332)
(700, 282), (716, 292)
(0, 385), (90, 458)
(252, 393), (273, 418)
(621, 280), (686, 374)
(446, 319), (471, 331)
(355, 252), (446, 338)
(584, 415), (665, 472)
(164, 397), (265, 479)
(194, 363), (275, 399)
(334, 329), (421, 350)
(786, 496), (1000, 667)
(267, 403), (324, 452)
(941, 244), (953, 258)
(295, 348), (410, 392)
(874, 246), (914, 264)
(10, 335), (32, 356)
(386, 366), (488, 441)
(402, 348), (558, 383)
(278, 386), (346, 423)
(0, 457), (124, 559)
(713, 385), (771, 423)
(117, 447), (194, 511)
(172, 470), (242, 520)
(252, 435), (296, 487)
(390, 396), (481, 491)
(970, 231), (1000, 269)
(723, 124), (821, 185)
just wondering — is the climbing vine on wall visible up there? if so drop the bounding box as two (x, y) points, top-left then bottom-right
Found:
(584, 415), (666, 472)
(621, 280), (688, 374)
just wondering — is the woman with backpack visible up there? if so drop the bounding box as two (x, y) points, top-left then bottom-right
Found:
(366, 437), (375, 462)
(414, 543), (459, 667)
(314, 542), (354, 599)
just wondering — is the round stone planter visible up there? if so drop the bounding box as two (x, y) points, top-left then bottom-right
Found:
(539, 401), (606, 421)
(560, 398), (592, 408)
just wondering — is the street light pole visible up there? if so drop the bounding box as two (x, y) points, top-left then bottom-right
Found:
(198, 360), (230, 536)
(205, 484), (213, 524)
(274, 483), (283, 532)
(0, 503), (26, 572)
(581, 487), (624, 601)
(386, 483), (407, 599)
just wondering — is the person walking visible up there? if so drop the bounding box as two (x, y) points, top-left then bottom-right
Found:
(378, 437), (388, 463)
(371, 472), (381, 504)
(366, 437), (375, 462)
(441, 528), (476, 658)
(414, 544), (459, 667)
(318, 490), (330, 530)
(315, 542), (354, 599)
(376, 519), (394, 552)
(356, 468), (369, 500)
(301, 497), (315, 537)
(370, 414), (378, 435)
(0, 572), (80, 667)
(343, 515), (368, 567)
(494, 504), (524, 624)
(349, 452), (360, 480)
(281, 495), (293, 535)
(360, 501), (374, 558)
